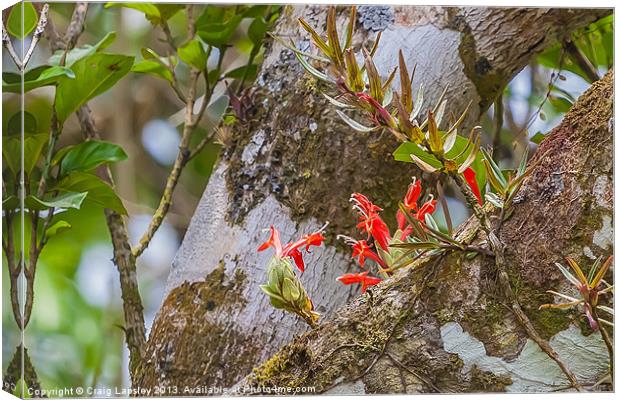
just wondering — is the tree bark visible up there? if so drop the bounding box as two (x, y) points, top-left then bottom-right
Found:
(134, 5), (611, 390)
(235, 68), (614, 394)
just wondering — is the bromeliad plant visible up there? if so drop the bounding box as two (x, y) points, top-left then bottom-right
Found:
(278, 6), (484, 199)
(257, 225), (327, 327)
(540, 256), (614, 377)
(281, 5), (597, 390)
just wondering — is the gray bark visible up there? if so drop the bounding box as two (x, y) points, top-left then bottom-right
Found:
(135, 5), (611, 390)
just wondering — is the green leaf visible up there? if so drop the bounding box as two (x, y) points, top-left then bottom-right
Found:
(530, 131), (547, 145)
(48, 32), (117, 67)
(7, 111), (37, 136)
(2, 195), (19, 210)
(59, 140), (127, 175)
(197, 15), (243, 47)
(55, 53), (134, 122)
(2, 133), (48, 176)
(25, 192), (88, 211)
(394, 141), (442, 169)
(248, 18), (268, 45)
(3, 65), (75, 93)
(131, 60), (173, 82)
(548, 95), (573, 113)
(7, 2), (37, 39)
(224, 64), (258, 80)
(45, 220), (72, 238)
(55, 172), (127, 214)
(104, 3), (183, 25)
(177, 39), (208, 70)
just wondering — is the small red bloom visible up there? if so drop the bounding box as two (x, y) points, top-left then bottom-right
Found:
(258, 224), (327, 272)
(350, 239), (387, 269)
(257, 226), (283, 256)
(403, 178), (421, 211)
(415, 196), (437, 222)
(337, 271), (383, 293)
(350, 193), (382, 215)
(463, 167), (483, 206)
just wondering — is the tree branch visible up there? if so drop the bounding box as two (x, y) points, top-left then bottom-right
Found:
(45, 3), (147, 379)
(563, 39), (600, 83)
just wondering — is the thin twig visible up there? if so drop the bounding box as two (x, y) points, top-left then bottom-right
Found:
(1, 22), (22, 68)
(21, 3), (49, 69)
(450, 172), (582, 390)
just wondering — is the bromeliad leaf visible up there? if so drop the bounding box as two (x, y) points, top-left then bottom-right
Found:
(55, 172), (127, 214)
(59, 140), (128, 175)
(3, 65), (75, 93)
(336, 110), (377, 133)
(55, 53), (134, 122)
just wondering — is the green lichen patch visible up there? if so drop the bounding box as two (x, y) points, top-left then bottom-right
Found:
(468, 365), (512, 392)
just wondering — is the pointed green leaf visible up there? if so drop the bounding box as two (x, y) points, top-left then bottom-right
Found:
(45, 220), (72, 239)
(49, 32), (117, 67)
(178, 39), (208, 70)
(55, 53), (134, 122)
(25, 192), (88, 211)
(54, 172), (127, 214)
(59, 140), (127, 175)
(3, 65), (75, 93)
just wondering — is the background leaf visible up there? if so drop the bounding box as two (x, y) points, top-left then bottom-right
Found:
(59, 140), (128, 175)
(25, 192), (88, 211)
(49, 32), (117, 67)
(3, 65), (75, 93)
(55, 172), (127, 214)
(177, 39), (208, 70)
(55, 53), (134, 122)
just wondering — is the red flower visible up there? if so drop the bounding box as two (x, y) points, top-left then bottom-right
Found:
(403, 178), (421, 211)
(257, 226), (283, 256)
(258, 224), (327, 272)
(351, 193), (391, 251)
(337, 271), (383, 293)
(397, 178), (436, 234)
(349, 239), (387, 269)
(415, 196), (437, 222)
(463, 167), (482, 206)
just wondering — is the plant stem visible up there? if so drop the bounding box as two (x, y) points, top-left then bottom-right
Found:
(591, 307), (614, 384)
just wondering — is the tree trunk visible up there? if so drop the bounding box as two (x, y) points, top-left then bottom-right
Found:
(236, 68), (614, 394)
(134, 5), (611, 390)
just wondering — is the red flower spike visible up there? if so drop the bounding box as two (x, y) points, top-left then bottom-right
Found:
(337, 271), (382, 293)
(351, 193), (391, 251)
(351, 239), (387, 269)
(463, 167), (483, 206)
